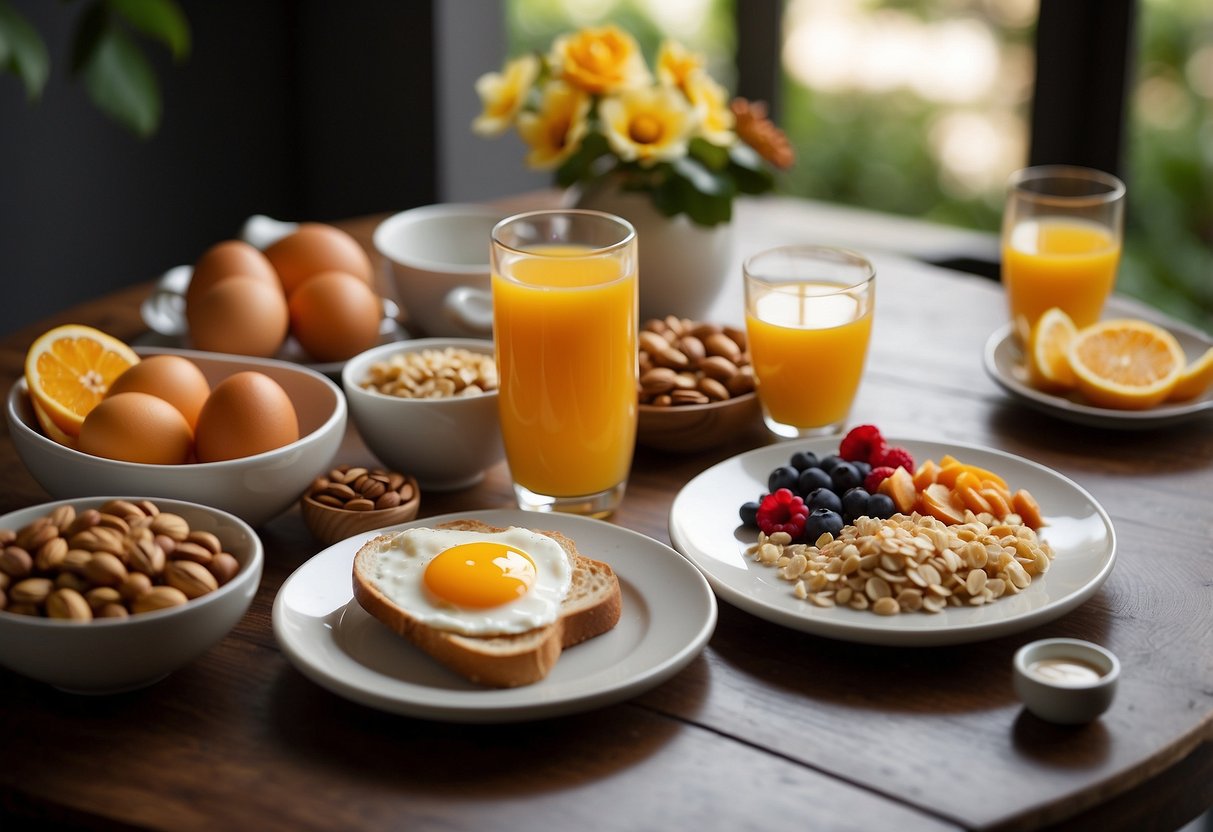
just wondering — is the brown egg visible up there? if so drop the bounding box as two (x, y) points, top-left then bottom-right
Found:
(186, 275), (290, 358)
(288, 271), (382, 362)
(194, 371), (299, 462)
(187, 240), (279, 308)
(106, 354), (211, 429)
(264, 223), (374, 297)
(78, 392), (193, 465)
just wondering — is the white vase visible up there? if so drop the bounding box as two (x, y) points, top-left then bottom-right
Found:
(569, 182), (735, 323)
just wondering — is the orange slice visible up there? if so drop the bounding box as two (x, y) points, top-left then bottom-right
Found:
(1066, 319), (1184, 410)
(24, 325), (140, 437)
(1026, 307), (1077, 392)
(1166, 346), (1213, 402)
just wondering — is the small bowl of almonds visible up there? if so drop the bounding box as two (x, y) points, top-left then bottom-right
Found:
(342, 338), (505, 491)
(0, 496), (262, 694)
(636, 316), (762, 453)
(300, 464), (421, 546)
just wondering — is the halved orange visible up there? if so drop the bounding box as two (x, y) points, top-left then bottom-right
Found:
(24, 325), (140, 437)
(1026, 307), (1077, 392)
(1066, 319), (1184, 410)
(1166, 346), (1213, 402)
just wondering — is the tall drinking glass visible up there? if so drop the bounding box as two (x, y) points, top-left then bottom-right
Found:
(744, 246), (876, 438)
(1002, 165), (1126, 341)
(490, 210), (638, 518)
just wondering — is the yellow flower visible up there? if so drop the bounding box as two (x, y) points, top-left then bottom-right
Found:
(684, 72), (735, 146)
(472, 54), (539, 136)
(516, 81), (591, 169)
(656, 40), (704, 95)
(600, 86), (695, 167)
(550, 25), (650, 95)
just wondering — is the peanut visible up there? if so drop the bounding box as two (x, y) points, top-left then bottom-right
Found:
(638, 317), (752, 407)
(0, 500), (240, 621)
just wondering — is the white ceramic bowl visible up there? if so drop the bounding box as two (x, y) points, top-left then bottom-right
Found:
(0, 497), (262, 693)
(373, 204), (507, 338)
(1012, 638), (1120, 724)
(342, 339), (504, 491)
(7, 347), (346, 527)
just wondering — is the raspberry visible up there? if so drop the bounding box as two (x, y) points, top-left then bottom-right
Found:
(864, 465), (896, 493)
(839, 424), (885, 465)
(755, 488), (808, 539)
(874, 446), (915, 472)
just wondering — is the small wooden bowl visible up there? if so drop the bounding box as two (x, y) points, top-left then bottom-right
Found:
(636, 393), (762, 453)
(299, 476), (421, 546)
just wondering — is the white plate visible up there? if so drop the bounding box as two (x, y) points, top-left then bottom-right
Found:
(669, 438), (1115, 646)
(272, 509), (717, 722)
(983, 323), (1213, 430)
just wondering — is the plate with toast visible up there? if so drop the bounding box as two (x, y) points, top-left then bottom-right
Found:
(272, 509), (716, 722)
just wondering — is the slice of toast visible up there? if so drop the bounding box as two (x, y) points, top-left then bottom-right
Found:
(351, 519), (622, 688)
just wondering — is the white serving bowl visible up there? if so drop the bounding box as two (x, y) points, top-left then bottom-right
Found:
(7, 347), (346, 527)
(342, 339), (504, 491)
(0, 497), (262, 694)
(1012, 638), (1120, 724)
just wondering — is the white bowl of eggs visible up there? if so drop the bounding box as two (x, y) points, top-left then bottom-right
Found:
(7, 348), (346, 527)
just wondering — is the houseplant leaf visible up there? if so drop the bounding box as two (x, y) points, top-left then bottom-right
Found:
(107, 0), (191, 61)
(74, 12), (161, 138)
(0, 0), (50, 100)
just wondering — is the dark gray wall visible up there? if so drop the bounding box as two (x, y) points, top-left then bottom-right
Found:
(0, 0), (437, 338)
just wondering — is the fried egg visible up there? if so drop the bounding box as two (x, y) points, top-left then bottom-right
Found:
(365, 526), (573, 635)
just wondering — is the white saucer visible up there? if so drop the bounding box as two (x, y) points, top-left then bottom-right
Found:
(272, 509), (717, 722)
(983, 323), (1212, 430)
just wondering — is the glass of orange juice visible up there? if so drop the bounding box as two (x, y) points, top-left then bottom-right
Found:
(490, 210), (638, 518)
(744, 246), (876, 438)
(1002, 165), (1126, 340)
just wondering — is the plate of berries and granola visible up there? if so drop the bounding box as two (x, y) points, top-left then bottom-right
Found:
(668, 425), (1116, 646)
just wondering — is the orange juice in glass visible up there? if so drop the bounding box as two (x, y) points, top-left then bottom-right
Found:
(491, 210), (638, 517)
(744, 246), (876, 437)
(1002, 166), (1125, 339)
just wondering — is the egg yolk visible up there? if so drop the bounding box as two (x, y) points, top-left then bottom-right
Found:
(423, 542), (537, 608)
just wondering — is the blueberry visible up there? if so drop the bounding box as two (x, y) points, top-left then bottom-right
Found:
(830, 462), (863, 494)
(739, 500), (761, 527)
(852, 460), (872, 480)
(768, 465), (799, 493)
(790, 450), (820, 472)
(866, 493), (896, 519)
(804, 507), (844, 542)
(842, 487), (870, 522)
(806, 487), (843, 515)
(819, 454), (845, 473)
(797, 467), (832, 496)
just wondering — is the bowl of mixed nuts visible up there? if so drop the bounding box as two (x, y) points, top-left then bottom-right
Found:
(0, 496), (262, 694)
(637, 317), (762, 453)
(341, 339), (504, 491)
(300, 464), (421, 546)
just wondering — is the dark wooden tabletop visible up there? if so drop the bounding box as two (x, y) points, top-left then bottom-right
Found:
(0, 198), (1210, 831)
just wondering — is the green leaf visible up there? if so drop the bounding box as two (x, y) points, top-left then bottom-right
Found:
(0, 0), (50, 99)
(80, 24), (161, 137)
(70, 1), (109, 75)
(728, 143), (775, 194)
(688, 137), (730, 171)
(107, 0), (190, 60)
(671, 155), (731, 198)
(556, 131), (610, 188)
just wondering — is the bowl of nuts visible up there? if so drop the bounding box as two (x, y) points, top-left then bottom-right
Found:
(341, 339), (505, 491)
(0, 496), (262, 694)
(637, 317), (762, 453)
(300, 464), (421, 545)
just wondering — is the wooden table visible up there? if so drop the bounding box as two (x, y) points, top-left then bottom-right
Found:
(0, 198), (1210, 831)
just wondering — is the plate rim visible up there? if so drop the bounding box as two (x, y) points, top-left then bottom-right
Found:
(982, 323), (1213, 429)
(668, 436), (1117, 646)
(272, 508), (717, 722)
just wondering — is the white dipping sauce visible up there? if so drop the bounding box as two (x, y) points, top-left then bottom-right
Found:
(1027, 657), (1104, 686)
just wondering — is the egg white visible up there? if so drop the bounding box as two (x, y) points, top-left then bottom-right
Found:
(365, 526), (573, 636)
